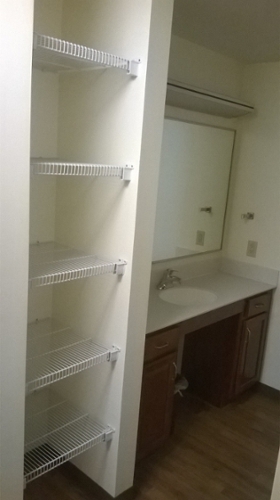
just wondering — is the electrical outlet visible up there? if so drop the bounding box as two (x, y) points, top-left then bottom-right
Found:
(246, 240), (258, 258)
(196, 230), (205, 246)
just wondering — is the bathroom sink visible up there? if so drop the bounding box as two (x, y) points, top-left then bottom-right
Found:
(159, 286), (217, 307)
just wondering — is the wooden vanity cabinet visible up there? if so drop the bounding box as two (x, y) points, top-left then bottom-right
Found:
(137, 326), (179, 460)
(137, 290), (273, 458)
(235, 292), (272, 396)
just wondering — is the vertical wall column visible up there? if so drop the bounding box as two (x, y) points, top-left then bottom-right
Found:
(0, 2), (33, 499)
(116, 0), (174, 495)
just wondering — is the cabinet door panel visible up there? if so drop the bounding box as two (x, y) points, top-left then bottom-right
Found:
(236, 313), (268, 394)
(137, 352), (177, 460)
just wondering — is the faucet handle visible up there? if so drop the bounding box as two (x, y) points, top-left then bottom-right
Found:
(167, 269), (178, 277)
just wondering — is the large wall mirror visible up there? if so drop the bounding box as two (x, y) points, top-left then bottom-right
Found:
(152, 119), (235, 261)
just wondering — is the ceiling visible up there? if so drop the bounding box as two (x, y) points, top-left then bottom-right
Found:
(172, 0), (280, 63)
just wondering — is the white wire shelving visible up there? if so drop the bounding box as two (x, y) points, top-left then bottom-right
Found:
(33, 33), (140, 76)
(29, 242), (127, 287)
(26, 318), (120, 394)
(24, 393), (114, 484)
(31, 159), (133, 181)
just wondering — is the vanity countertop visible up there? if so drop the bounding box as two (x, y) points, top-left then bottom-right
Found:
(146, 271), (276, 334)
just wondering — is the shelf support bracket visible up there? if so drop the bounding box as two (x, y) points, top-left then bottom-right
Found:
(122, 165), (133, 181)
(114, 260), (127, 275)
(108, 345), (121, 362)
(104, 427), (115, 442)
(128, 59), (141, 77)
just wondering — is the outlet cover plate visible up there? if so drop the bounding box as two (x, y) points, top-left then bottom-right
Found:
(246, 240), (258, 258)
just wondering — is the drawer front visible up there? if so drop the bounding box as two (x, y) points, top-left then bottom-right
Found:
(145, 327), (179, 363)
(245, 293), (271, 319)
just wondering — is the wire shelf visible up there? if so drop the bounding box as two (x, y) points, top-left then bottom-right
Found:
(26, 318), (120, 394)
(33, 33), (140, 76)
(24, 394), (114, 483)
(29, 242), (127, 287)
(31, 159), (133, 180)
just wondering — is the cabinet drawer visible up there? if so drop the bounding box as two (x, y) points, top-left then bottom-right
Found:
(245, 293), (271, 319)
(145, 327), (179, 363)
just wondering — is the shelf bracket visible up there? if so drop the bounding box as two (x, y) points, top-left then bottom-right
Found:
(104, 426), (115, 442)
(114, 260), (127, 275)
(108, 345), (121, 362)
(128, 59), (141, 77)
(122, 165), (133, 181)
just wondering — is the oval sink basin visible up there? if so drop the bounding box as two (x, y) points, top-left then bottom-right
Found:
(159, 287), (217, 307)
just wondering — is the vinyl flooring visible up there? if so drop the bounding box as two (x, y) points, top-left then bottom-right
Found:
(24, 384), (279, 500)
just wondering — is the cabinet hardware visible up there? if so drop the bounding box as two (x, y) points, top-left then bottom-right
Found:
(254, 303), (264, 308)
(155, 343), (169, 349)
(240, 328), (251, 375)
(173, 362), (177, 380)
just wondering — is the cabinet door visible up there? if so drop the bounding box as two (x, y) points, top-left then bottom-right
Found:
(137, 352), (177, 460)
(236, 313), (268, 395)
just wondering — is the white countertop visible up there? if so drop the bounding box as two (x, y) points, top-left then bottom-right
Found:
(146, 271), (275, 334)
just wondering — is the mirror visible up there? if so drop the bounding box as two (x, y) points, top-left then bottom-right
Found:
(152, 119), (235, 261)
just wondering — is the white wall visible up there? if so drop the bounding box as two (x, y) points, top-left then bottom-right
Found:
(116, 2), (174, 492)
(168, 35), (244, 98)
(224, 62), (280, 390)
(165, 34), (242, 158)
(0, 2), (33, 500)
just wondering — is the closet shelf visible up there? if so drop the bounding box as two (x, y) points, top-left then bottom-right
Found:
(26, 318), (120, 394)
(33, 33), (140, 76)
(166, 80), (254, 118)
(24, 394), (114, 484)
(29, 242), (127, 287)
(31, 159), (133, 181)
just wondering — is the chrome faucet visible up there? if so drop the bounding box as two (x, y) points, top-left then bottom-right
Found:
(157, 269), (181, 290)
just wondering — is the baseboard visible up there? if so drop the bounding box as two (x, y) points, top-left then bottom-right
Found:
(257, 382), (280, 399)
